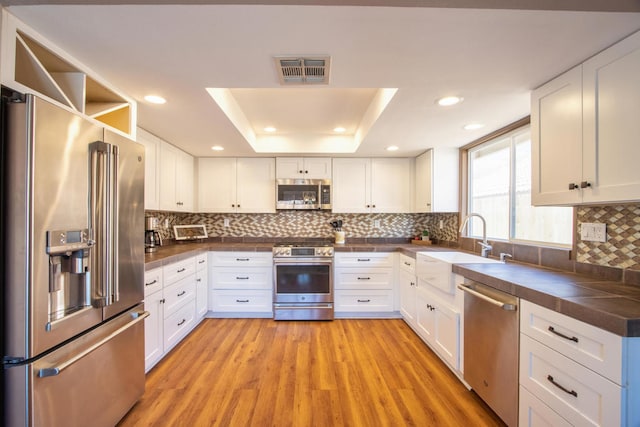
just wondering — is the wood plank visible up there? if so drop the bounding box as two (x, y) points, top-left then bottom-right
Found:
(118, 319), (505, 426)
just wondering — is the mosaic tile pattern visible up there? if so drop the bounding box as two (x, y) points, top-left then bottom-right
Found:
(576, 204), (640, 270)
(145, 210), (459, 243)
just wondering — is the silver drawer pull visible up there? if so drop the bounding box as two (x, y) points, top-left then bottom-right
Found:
(177, 268), (186, 273)
(236, 299), (250, 303)
(548, 326), (579, 343)
(177, 318), (186, 326)
(145, 279), (157, 286)
(357, 299), (371, 303)
(177, 290), (186, 297)
(357, 277), (371, 280)
(236, 276), (250, 280)
(236, 258), (250, 261)
(547, 375), (578, 397)
(357, 258), (370, 262)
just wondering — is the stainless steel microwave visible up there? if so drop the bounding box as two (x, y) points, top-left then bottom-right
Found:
(276, 178), (331, 210)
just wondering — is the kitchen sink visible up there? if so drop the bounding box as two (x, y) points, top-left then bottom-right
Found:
(417, 251), (501, 264)
(416, 251), (500, 295)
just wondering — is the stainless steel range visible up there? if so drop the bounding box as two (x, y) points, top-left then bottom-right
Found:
(273, 243), (334, 320)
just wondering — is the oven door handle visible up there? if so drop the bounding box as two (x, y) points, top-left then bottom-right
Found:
(457, 285), (517, 311)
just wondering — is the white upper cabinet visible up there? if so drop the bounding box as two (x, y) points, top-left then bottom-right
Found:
(158, 142), (194, 212)
(532, 30), (640, 206)
(414, 148), (459, 213)
(581, 31), (640, 204)
(332, 158), (411, 213)
(197, 157), (275, 213)
(276, 157), (331, 180)
(136, 128), (160, 210)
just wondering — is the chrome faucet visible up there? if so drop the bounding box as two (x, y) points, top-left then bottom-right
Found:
(459, 213), (492, 258)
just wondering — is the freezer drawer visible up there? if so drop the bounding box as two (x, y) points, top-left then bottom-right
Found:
(5, 305), (148, 427)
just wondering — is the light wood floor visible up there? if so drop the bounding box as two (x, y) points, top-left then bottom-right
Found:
(118, 318), (505, 427)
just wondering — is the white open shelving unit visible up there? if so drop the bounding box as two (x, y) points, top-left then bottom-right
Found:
(1, 10), (135, 136)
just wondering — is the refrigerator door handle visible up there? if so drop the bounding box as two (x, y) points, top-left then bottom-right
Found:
(111, 145), (119, 303)
(38, 311), (149, 378)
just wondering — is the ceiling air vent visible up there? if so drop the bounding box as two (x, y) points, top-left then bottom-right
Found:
(275, 56), (330, 85)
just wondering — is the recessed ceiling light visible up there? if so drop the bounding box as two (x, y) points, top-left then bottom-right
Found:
(333, 127), (346, 133)
(264, 126), (277, 132)
(211, 145), (224, 151)
(386, 145), (399, 151)
(144, 95), (166, 104)
(463, 123), (485, 130)
(437, 96), (463, 106)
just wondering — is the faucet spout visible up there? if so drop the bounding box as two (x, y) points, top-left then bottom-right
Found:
(459, 213), (492, 258)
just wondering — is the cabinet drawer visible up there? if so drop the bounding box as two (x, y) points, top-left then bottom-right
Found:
(209, 289), (272, 312)
(195, 253), (208, 271)
(520, 334), (621, 427)
(520, 300), (622, 383)
(210, 251), (272, 267)
(399, 254), (415, 274)
(334, 270), (392, 289)
(335, 290), (394, 312)
(144, 267), (163, 297)
(519, 385), (572, 427)
(334, 252), (395, 267)
(163, 275), (196, 317)
(211, 268), (272, 290)
(164, 300), (196, 350)
(163, 257), (196, 286)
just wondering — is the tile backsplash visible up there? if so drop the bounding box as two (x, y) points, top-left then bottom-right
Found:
(576, 203), (640, 270)
(146, 210), (459, 243)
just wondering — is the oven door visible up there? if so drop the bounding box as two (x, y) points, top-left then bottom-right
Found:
(273, 258), (333, 304)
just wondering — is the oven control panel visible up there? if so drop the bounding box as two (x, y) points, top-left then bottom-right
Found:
(272, 245), (333, 258)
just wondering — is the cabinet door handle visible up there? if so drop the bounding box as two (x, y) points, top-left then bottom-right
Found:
(548, 326), (579, 343)
(372, 204), (376, 208)
(299, 170), (303, 174)
(236, 276), (250, 280)
(177, 268), (186, 273)
(177, 318), (186, 326)
(357, 299), (371, 303)
(145, 279), (157, 287)
(232, 204), (235, 207)
(357, 277), (371, 280)
(568, 183), (580, 190)
(196, 278), (202, 282)
(547, 375), (578, 398)
(580, 181), (591, 188)
(177, 290), (186, 297)
(236, 299), (250, 303)
(198, 260), (205, 264)
(404, 261), (411, 266)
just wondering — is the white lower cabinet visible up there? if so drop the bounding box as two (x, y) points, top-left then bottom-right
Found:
(195, 253), (208, 318)
(144, 267), (164, 372)
(144, 253), (203, 372)
(398, 254), (417, 325)
(414, 284), (460, 371)
(334, 252), (396, 315)
(519, 300), (640, 426)
(209, 251), (273, 317)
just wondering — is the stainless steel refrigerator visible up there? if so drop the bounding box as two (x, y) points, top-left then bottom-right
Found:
(1, 92), (148, 427)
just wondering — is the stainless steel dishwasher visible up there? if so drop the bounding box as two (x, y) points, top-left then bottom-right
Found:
(458, 280), (519, 427)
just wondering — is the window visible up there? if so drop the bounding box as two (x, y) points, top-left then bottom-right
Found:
(466, 125), (572, 246)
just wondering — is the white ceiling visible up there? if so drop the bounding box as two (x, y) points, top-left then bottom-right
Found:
(5, 3), (640, 157)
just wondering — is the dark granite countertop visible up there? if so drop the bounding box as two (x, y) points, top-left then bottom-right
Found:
(144, 241), (640, 337)
(453, 263), (640, 337)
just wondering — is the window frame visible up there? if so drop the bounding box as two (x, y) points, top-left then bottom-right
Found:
(459, 116), (574, 249)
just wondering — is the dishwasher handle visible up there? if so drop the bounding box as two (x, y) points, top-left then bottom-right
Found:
(457, 284), (517, 311)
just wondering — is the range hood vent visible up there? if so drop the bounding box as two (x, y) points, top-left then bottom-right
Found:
(275, 56), (330, 85)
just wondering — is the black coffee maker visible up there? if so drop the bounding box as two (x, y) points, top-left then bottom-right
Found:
(145, 216), (162, 253)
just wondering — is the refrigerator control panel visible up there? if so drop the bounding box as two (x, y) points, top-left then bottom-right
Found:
(46, 229), (92, 254)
